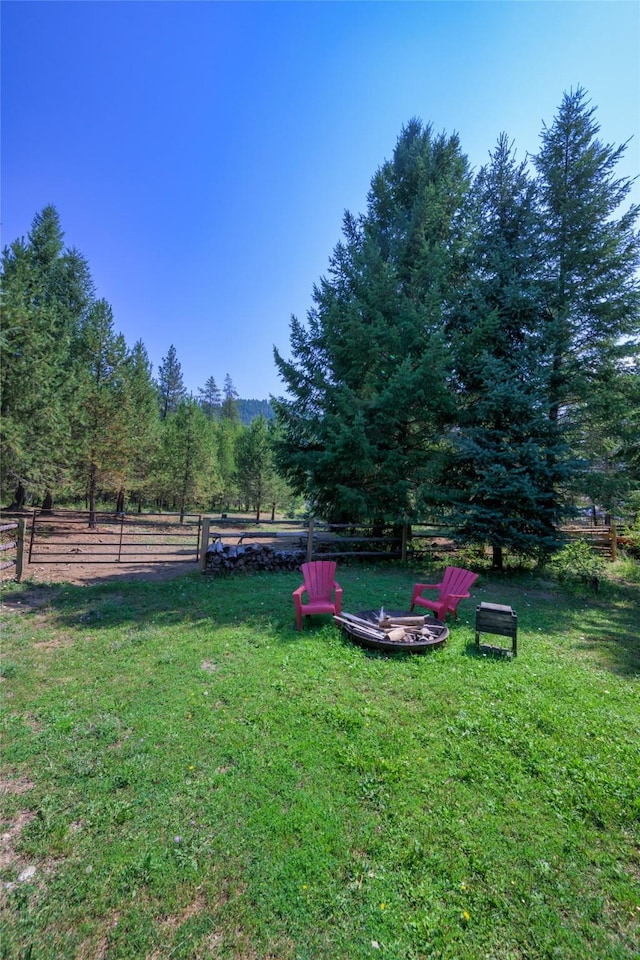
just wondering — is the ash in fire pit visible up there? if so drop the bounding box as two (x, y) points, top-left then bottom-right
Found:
(337, 609), (448, 653)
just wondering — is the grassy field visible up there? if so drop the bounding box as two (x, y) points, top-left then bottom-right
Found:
(1, 563), (638, 959)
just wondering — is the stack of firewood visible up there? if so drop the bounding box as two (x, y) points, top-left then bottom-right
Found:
(336, 612), (440, 644)
(205, 541), (304, 574)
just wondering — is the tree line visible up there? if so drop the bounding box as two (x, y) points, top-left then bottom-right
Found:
(3, 88), (638, 563)
(0, 212), (290, 522)
(273, 88), (640, 567)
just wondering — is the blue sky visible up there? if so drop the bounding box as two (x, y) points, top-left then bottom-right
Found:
(2, 1), (639, 401)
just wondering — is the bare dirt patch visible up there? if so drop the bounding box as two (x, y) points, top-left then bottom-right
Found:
(157, 890), (208, 932)
(2, 512), (202, 588)
(76, 911), (121, 960)
(0, 809), (36, 872)
(33, 633), (75, 651)
(15, 556), (198, 587)
(0, 775), (35, 797)
(0, 585), (56, 612)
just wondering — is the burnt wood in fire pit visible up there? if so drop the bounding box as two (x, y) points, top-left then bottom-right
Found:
(339, 609), (448, 653)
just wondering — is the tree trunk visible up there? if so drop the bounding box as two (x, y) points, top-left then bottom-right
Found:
(12, 483), (26, 510)
(492, 544), (503, 571)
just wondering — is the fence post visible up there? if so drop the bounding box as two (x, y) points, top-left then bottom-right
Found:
(199, 517), (211, 572)
(117, 513), (125, 562)
(28, 510), (37, 562)
(15, 519), (25, 582)
(306, 517), (315, 562)
(401, 524), (408, 563)
(610, 522), (617, 562)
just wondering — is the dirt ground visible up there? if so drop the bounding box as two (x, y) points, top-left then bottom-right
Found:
(8, 555), (200, 587)
(0, 517), (198, 585)
(1, 512), (310, 588)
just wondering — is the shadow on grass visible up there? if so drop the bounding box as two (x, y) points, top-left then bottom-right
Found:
(2, 563), (638, 676)
(572, 606), (640, 677)
(463, 641), (516, 662)
(471, 570), (640, 678)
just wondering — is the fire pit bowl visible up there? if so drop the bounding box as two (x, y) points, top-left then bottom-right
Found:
(338, 609), (448, 653)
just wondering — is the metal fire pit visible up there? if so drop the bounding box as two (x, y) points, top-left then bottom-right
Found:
(340, 609), (448, 653)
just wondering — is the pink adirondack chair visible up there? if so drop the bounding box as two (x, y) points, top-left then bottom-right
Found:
(293, 560), (342, 630)
(410, 566), (478, 621)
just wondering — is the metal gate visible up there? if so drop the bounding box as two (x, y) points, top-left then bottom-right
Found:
(28, 510), (202, 565)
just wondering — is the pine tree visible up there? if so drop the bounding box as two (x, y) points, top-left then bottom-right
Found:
(157, 344), (186, 419)
(73, 299), (131, 525)
(1, 206), (94, 503)
(274, 120), (470, 523)
(220, 374), (240, 423)
(534, 87), (640, 478)
(158, 399), (218, 521)
(122, 340), (161, 510)
(198, 375), (221, 419)
(235, 416), (281, 521)
(448, 135), (564, 566)
(619, 359), (640, 492)
(214, 417), (240, 510)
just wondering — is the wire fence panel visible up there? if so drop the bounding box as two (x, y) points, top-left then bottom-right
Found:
(28, 511), (201, 564)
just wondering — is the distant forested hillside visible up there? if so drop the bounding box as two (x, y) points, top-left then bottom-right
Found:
(237, 398), (274, 425)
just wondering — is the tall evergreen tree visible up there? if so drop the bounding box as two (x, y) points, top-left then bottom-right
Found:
(220, 373), (240, 423)
(274, 120), (470, 523)
(533, 88), (640, 502)
(448, 135), (564, 566)
(157, 344), (186, 419)
(214, 417), (241, 510)
(235, 416), (281, 521)
(158, 399), (218, 522)
(1, 206), (94, 503)
(198, 375), (221, 419)
(73, 299), (131, 525)
(122, 340), (161, 510)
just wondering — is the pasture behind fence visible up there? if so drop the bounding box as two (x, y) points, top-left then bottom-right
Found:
(28, 510), (202, 565)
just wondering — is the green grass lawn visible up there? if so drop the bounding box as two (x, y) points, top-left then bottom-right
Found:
(1, 564), (638, 959)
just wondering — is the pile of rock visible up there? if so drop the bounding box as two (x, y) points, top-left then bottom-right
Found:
(205, 540), (305, 575)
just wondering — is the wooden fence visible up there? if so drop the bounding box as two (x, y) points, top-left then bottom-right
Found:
(1, 510), (627, 579)
(199, 516), (629, 570)
(197, 517), (459, 571)
(560, 523), (625, 560)
(0, 519), (25, 581)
